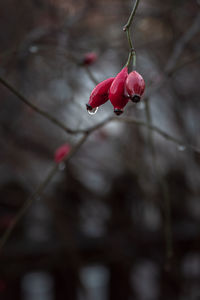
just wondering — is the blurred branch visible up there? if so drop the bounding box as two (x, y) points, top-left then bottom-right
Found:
(145, 12), (200, 99)
(1, 110), (200, 250)
(84, 116), (113, 133)
(0, 164), (58, 252)
(123, 0), (140, 31)
(170, 52), (200, 74)
(81, 115), (200, 155)
(0, 132), (88, 252)
(84, 66), (99, 85)
(161, 179), (173, 269)
(165, 12), (200, 74)
(0, 76), (79, 135)
(113, 117), (200, 154)
(1, 73), (199, 154)
(0, 54), (99, 135)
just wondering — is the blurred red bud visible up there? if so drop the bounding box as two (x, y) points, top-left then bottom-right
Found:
(83, 52), (97, 65)
(54, 144), (71, 163)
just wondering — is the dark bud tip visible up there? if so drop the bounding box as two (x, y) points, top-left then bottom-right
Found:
(114, 108), (123, 116)
(131, 95), (141, 103)
(86, 104), (93, 111)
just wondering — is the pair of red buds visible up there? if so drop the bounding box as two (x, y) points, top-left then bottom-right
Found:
(86, 67), (145, 115)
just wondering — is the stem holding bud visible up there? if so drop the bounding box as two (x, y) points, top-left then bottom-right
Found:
(124, 0), (141, 68)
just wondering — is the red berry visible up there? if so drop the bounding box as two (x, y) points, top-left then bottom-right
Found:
(109, 67), (129, 115)
(54, 144), (71, 163)
(86, 77), (115, 111)
(125, 71), (145, 103)
(83, 52), (97, 65)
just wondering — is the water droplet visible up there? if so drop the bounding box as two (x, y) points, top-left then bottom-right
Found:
(87, 107), (98, 115)
(29, 45), (38, 53)
(59, 162), (66, 171)
(137, 102), (145, 110)
(177, 145), (186, 152)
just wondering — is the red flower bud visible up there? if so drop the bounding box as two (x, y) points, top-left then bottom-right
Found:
(125, 71), (145, 103)
(54, 144), (71, 163)
(86, 77), (115, 111)
(83, 52), (97, 65)
(109, 67), (129, 115)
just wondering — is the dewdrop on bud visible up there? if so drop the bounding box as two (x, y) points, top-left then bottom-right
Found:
(87, 107), (98, 115)
(86, 77), (114, 113)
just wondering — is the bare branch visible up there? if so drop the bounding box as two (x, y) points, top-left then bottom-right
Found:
(123, 0), (141, 31)
(84, 66), (99, 85)
(0, 76), (78, 135)
(0, 133), (88, 251)
(113, 117), (200, 154)
(144, 13), (200, 99)
(123, 0), (141, 67)
(165, 13), (200, 74)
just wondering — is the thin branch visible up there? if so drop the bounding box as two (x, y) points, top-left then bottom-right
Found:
(0, 164), (58, 251)
(113, 117), (200, 154)
(143, 12), (200, 100)
(161, 179), (173, 267)
(123, 0), (141, 31)
(82, 116), (200, 155)
(84, 66), (99, 85)
(0, 71), (198, 152)
(123, 0), (141, 67)
(0, 133), (88, 252)
(1, 111), (200, 250)
(144, 99), (155, 154)
(0, 76), (78, 135)
(165, 12), (200, 74)
(171, 53), (200, 73)
(85, 116), (114, 133)
(80, 115), (200, 155)
(144, 100), (173, 263)
(0, 69), (104, 136)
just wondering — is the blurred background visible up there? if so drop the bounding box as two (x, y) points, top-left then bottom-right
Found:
(0, 0), (200, 299)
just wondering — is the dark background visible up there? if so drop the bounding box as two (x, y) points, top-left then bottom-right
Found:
(0, 0), (200, 299)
